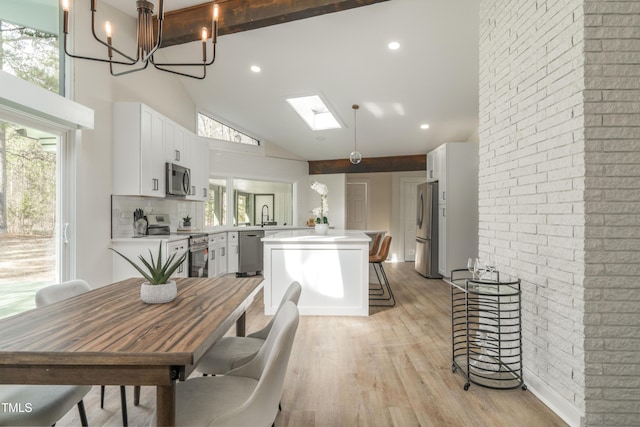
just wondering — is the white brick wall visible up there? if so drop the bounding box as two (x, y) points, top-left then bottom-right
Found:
(481, 1), (640, 426)
(479, 0), (587, 425)
(584, 2), (640, 426)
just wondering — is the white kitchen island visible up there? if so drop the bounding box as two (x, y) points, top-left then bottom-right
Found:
(262, 229), (371, 316)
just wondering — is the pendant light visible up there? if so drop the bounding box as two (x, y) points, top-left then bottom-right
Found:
(350, 104), (362, 164)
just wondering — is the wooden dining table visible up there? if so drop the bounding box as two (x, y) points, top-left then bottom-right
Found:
(0, 275), (264, 426)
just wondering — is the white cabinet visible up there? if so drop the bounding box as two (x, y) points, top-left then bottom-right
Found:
(227, 231), (239, 274)
(165, 119), (189, 166)
(113, 103), (166, 197)
(208, 233), (227, 277)
(112, 238), (188, 282)
(427, 142), (478, 278)
(187, 136), (209, 201)
(167, 238), (189, 278)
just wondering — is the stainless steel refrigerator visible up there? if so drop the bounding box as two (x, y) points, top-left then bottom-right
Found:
(415, 182), (441, 278)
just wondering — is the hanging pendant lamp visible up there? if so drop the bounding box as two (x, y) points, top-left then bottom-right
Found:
(350, 104), (362, 164)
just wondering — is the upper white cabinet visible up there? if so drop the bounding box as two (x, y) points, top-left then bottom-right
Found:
(113, 102), (166, 197)
(187, 136), (209, 201)
(165, 119), (190, 166)
(427, 142), (478, 277)
(113, 102), (209, 200)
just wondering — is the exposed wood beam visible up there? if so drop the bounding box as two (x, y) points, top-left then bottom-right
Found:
(161, 0), (390, 47)
(309, 154), (426, 174)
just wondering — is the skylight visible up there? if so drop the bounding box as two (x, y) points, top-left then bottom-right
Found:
(286, 95), (341, 131)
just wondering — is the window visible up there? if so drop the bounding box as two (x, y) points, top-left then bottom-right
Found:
(205, 178), (227, 227)
(0, 18), (61, 94)
(0, 119), (69, 320)
(197, 112), (259, 146)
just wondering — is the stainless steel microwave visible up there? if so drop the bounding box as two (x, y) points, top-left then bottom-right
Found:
(166, 163), (191, 196)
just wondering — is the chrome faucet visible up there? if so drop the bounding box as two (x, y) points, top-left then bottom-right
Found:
(261, 204), (269, 225)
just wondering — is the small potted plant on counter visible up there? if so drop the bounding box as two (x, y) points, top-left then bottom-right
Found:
(182, 215), (192, 228)
(110, 242), (187, 304)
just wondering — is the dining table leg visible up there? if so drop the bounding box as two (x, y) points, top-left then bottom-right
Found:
(236, 311), (247, 337)
(156, 384), (176, 426)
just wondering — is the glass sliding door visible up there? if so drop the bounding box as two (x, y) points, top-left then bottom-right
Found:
(0, 118), (71, 319)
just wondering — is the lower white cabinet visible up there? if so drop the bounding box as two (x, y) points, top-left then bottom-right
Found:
(227, 232), (239, 274)
(167, 239), (189, 278)
(208, 233), (227, 278)
(112, 238), (188, 283)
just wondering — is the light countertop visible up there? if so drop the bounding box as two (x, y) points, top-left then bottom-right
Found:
(262, 229), (371, 243)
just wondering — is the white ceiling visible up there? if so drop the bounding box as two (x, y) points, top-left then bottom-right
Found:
(104, 0), (479, 161)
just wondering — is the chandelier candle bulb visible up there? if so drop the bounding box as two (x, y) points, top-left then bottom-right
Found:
(213, 4), (219, 43)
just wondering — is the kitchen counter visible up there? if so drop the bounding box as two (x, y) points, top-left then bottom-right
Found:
(262, 229), (371, 316)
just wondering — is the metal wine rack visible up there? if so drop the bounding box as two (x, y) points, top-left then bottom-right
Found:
(448, 269), (526, 391)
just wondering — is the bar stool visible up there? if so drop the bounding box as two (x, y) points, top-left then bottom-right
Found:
(369, 235), (395, 306)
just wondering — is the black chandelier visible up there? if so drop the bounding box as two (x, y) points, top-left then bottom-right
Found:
(62, 0), (219, 79)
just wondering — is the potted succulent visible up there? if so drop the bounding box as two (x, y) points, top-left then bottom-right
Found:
(111, 242), (187, 304)
(182, 215), (192, 228)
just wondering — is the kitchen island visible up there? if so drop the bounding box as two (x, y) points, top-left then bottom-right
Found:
(262, 229), (370, 316)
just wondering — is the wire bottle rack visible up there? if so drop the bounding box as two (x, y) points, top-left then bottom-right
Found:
(448, 269), (526, 391)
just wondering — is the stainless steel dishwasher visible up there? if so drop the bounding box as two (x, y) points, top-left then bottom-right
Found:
(237, 230), (264, 276)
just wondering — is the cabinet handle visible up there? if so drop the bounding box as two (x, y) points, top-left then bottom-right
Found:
(222, 247), (225, 256)
(175, 150), (180, 162)
(191, 185), (196, 195)
(152, 178), (159, 191)
(443, 207), (446, 217)
(443, 191), (446, 201)
(203, 188), (207, 197)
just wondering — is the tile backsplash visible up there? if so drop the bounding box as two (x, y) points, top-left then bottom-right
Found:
(111, 195), (203, 238)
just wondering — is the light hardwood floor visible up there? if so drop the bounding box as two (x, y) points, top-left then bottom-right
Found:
(58, 262), (567, 426)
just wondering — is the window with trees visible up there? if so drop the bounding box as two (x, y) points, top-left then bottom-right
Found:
(197, 112), (260, 146)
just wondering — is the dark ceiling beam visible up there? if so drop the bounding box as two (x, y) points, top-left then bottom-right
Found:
(160, 0), (390, 47)
(309, 154), (426, 175)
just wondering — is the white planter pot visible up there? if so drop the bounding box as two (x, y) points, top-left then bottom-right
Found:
(314, 223), (329, 235)
(140, 280), (177, 304)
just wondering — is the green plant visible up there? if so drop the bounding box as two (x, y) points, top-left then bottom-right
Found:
(183, 215), (192, 223)
(110, 242), (187, 285)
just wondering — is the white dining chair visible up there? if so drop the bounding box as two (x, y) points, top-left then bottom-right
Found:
(152, 301), (300, 427)
(196, 281), (302, 376)
(35, 279), (130, 426)
(0, 384), (90, 426)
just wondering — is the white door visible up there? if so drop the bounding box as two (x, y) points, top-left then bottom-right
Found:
(402, 180), (420, 261)
(346, 182), (367, 230)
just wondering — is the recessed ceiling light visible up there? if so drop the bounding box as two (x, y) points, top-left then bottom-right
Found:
(250, 65), (261, 73)
(286, 95), (342, 131)
(388, 41), (400, 50)
(420, 123), (430, 129)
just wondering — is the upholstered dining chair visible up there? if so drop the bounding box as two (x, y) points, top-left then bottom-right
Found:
(196, 281), (302, 376)
(0, 384), (90, 426)
(35, 279), (130, 426)
(369, 235), (396, 306)
(153, 302), (300, 427)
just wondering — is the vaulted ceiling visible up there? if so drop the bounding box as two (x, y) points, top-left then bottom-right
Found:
(104, 0), (479, 161)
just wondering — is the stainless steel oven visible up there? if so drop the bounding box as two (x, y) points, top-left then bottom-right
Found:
(189, 234), (209, 277)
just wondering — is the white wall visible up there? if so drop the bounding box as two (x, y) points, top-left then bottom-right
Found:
(479, 1), (586, 425)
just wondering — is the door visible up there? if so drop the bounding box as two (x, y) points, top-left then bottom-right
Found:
(0, 117), (73, 319)
(346, 182), (367, 230)
(402, 180), (419, 261)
